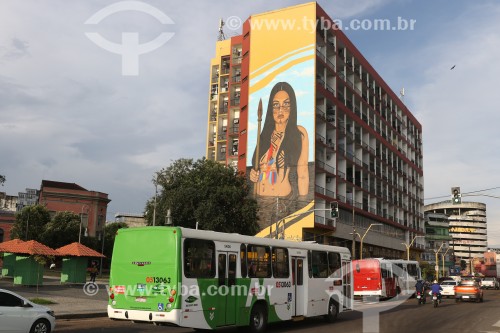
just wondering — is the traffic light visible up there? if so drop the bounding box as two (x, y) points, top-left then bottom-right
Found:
(451, 187), (461, 204)
(330, 201), (339, 218)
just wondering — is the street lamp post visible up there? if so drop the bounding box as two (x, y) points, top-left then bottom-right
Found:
(402, 235), (425, 261)
(359, 223), (382, 259)
(79, 204), (89, 243)
(434, 243), (445, 279)
(99, 222), (105, 276)
(351, 190), (356, 259)
(350, 230), (361, 260)
(441, 247), (452, 278)
(25, 210), (30, 241)
(153, 174), (158, 226)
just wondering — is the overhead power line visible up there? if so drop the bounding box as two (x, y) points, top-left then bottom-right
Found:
(424, 186), (500, 201)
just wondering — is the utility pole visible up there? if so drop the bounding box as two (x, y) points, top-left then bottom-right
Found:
(352, 192), (356, 259)
(153, 176), (158, 226)
(352, 227), (356, 260)
(469, 245), (472, 275)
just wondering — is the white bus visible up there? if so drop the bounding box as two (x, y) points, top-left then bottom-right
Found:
(107, 227), (353, 332)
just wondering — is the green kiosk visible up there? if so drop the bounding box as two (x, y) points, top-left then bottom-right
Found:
(1, 240), (59, 286)
(56, 242), (105, 284)
(0, 239), (26, 277)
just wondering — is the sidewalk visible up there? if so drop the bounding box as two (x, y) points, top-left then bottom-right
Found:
(0, 275), (109, 319)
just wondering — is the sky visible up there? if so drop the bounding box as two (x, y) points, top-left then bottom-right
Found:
(1, 0), (500, 246)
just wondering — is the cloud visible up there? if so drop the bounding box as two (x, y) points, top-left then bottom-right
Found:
(406, 2), (500, 246)
(0, 38), (30, 61)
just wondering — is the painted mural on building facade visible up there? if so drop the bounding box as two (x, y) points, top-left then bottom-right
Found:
(246, 3), (316, 239)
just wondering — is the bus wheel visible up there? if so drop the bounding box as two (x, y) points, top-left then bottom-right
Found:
(325, 299), (338, 323)
(249, 303), (267, 333)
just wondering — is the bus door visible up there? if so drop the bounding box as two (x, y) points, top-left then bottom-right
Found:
(291, 257), (305, 316)
(381, 263), (395, 297)
(342, 260), (352, 310)
(217, 252), (238, 326)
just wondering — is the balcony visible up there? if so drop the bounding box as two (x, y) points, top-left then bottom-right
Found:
(315, 184), (325, 195)
(316, 76), (325, 87)
(232, 57), (242, 65)
(316, 107), (326, 119)
(326, 83), (335, 95)
(316, 133), (326, 144)
(232, 75), (241, 83)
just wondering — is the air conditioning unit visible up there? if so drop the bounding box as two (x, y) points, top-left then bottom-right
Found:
(220, 147), (226, 153)
(326, 155), (332, 160)
(233, 118), (239, 124)
(326, 177), (332, 183)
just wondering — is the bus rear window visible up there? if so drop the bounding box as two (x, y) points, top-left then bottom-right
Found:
(184, 239), (216, 278)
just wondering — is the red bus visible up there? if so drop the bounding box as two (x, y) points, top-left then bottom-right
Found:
(353, 259), (421, 298)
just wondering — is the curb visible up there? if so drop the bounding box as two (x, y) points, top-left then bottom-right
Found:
(57, 312), (108, 320)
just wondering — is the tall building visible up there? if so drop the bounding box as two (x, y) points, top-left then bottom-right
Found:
(206, 2), (424, 259)
(424, 201), (488, 261)
(17, 188), (39, 211)
(422, 213), (453, 276)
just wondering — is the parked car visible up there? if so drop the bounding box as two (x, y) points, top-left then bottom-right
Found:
(0, 288), (56, 333)
(440, 280), (459, 297)
(481, 277), (500, 290)
(455, 280), (484, 302)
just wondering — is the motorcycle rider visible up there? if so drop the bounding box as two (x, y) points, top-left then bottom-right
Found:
(415, 279), (426, 303)
(430, 280), (443, 302)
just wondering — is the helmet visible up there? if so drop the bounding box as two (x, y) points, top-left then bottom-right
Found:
(433, 280), (437, 283)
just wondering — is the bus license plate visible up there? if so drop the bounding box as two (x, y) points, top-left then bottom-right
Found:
(462, 295), (469, 299)
(136, 297), (147, 302)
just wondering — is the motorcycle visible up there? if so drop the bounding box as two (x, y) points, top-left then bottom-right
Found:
(416, 291), (426, 305)
(432, 292), (440, 308)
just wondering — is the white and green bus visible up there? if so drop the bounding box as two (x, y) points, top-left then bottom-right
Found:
(107, 226), (353, 332)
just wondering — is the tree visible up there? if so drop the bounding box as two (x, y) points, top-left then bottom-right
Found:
(41, 211), (81, 249)
(145, 158), (259, 235)
(0, 174), (5, 186)
(419, 261), (434, 281)
(102, 222), (128, 263)
(11, 205), (51, 242)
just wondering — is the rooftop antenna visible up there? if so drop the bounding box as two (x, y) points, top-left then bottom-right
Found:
(218, 18), (226, 41)
(399, 87), (405, 102)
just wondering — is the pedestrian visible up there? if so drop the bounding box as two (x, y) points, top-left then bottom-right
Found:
(89, 262), (98, 283)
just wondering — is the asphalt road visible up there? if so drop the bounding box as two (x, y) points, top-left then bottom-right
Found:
(56, 290), (500, 333)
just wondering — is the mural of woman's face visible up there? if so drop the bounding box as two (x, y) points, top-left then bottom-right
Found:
(272, 90), (291, 126)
